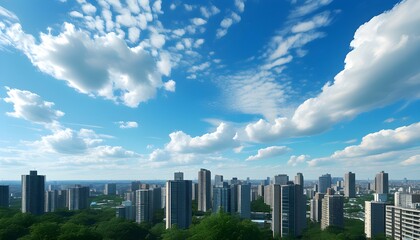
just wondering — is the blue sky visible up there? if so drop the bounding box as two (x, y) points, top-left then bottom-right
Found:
(0, 0), (419, 180)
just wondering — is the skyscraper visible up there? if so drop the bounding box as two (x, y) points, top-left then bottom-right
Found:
(310, 193), (325, 222)
(0, 185), (9, 208)
(272, 183), (306, 238)
(295, 173), (304, 191)
(192, 182), (198, 201)
(104, 183), (117, 195)
(375, 171), (389, 194)
(198, 168), (211, 212)
(237, 183), (251, 219)
(136, 189), (150, 223)
(365, 201), (388, 238)
(213, 183), (230, 213)
(273, 174), (289, 185)
(318, 174), (332, 194)
(45, 190), (58, 212)
(386, 206), (420, 239)
(166, 178), (192, 229)
(321, 189), (344, 230)
(344, 172), (356, 198)
(22, 170), (45, 215)
(68, 186), (89, 210)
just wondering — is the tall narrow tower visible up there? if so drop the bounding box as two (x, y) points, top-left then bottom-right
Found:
(22, 170), (45, 215)
(198, 168), (211, 212)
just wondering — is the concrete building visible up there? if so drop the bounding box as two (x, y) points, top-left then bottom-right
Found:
(386, 206), (420, 239)
(272, 183), (306, 238)
(57, 190), (67, 209)
(273, 174), (289, 185)
(174, 172), (184, 181)
(344, 172), (356, 198)
(68, 186), (89, 210)
(295, 173), (304, 193)
(215, 175), (223, 187)
(310, 193), (325, 222)
(45, 190), (58, 212)
(192, 182), (198, 201)
(0, 185), (9, 208)
(394, 192), (420, 208)
(374, 193), (388, 202)
(264, 184), (273, 207)
(318, 174), (332, 194)
(230, 183), (239, 213)
(237, 184), (251, 219)
(198, 168), (211, 212)
(321, 190), (344, 230)
(22, 170), (45, 215)
(257, 184), (264, 198)
(365, 201), (388, 239)
(166, 179), (192, 229)
(136, 189), (150, 223)
(104, 183), (117, 195)
(375, 171), (389, 194)
(116, 200), (135, 221)
(213, 184), (230, 213)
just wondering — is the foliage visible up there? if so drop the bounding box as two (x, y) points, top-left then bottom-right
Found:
(251, 197), (271, 213)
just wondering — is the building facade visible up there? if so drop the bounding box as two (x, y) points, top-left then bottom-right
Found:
(386, 205), (420, 239)
(198, 168), (211, 212)
(365, 201), (388, 238)
(344, 172), (356, 198)
(22, 170), (45, 215)
(321, 193), (344, 230)
(166, 179), (192, 229)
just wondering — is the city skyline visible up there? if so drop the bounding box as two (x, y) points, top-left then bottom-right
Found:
(0, 0), (419, 180)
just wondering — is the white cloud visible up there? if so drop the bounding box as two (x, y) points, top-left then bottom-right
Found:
(69, 11), (84, 18)
(164, 80), (176, 92)
(246, 146), (290, 161)
(118, 121), (138, 129)
(216, 12), (242, 39)
(0, 20), (173, 108)
(401, 155), (420, 166)
(128, 27), (140, 43)
(0, 6), (19, 21)
(191, 18), (207, 26)
(289, 0), (332, 18)
(166, 123), (239, 154)
(307, 122), (420, 167)
(235, 0), (245, 13)
(184, 4), (194, 11)
(245, 0), (420, 141)
(157, 51), (171, 76)
(170, 3), (176, 10)
(291, 11), (331, 33)
(287, 154), (310, 166)
(82, 3), (97, 15)
(4, 87), (64, 124)
(200, 5), (220, 18)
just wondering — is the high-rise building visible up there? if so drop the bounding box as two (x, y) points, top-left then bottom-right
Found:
(136, 189), (150, 223)
(318, 174), (332, 194)
(45, 190), (58, 212)
(386, 206), (420, 239)
(215, 175), (223, 187)
(295, 173), (304, 191)
(273, 174), (289, 185)
(344, 172), (356, 198)
(365, 201), (388, 239)
(57, 190), (67, 209)
(192, 182), (198, 201)
(237, 184), (251, 219)
(321, 189), (344, 230)
(394, 192), (420, 208)
(117, 200), (135, 221)
(22, 170), (45, 215)
(310, 193), (325, 222)
(230, 183), (238, 213)
(257, 184), (264, 198)
(213, 184), (230, 213)
(198, 168), (211, 212)
(375, 171), (389, 194)
(174, 172), (184, 181)
(131, 181), (141, 192)
(104, 183), (117, 195)
(272, 183), (306, 238)
(166, 179), (192, 229)
(0, 185), (9, 208)
(264, 184), (273, 207)
(68, 186), (89, 210)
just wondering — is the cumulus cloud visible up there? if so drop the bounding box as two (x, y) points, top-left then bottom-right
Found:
(191, 18), (207, 26)
(200, 5), (220, 19)
(246, 0), (420, 142)
(307, 122), (420, 167)
(4, 87), (64, 124)
(117, 121), (138, 129)
(287, 154), (310, 166)
(246, 146), (290, 161)
(235, 0), (245, 13)
(0, 7), (175, 109)
(164, 80), (176, 92)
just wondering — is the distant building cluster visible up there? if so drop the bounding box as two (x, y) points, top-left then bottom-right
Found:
(1, 169), (419, 240)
